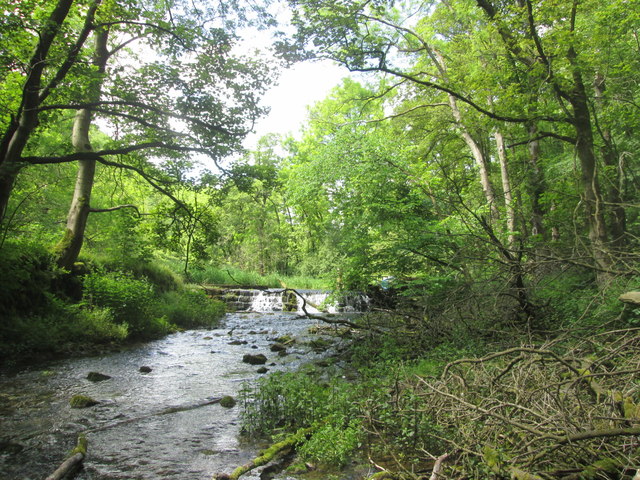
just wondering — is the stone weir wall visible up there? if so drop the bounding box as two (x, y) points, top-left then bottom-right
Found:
(203, 286), (369, 313)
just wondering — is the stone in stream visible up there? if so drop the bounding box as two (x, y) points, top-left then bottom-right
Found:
(139, 366), (152, 373)
(242, 353), (267, 365)
(269, 343), (287, 352)
(219, 396), (236, 408)
(228, 340), (248, 345)
(86, 371), (111, 382)
(256, 367), (269, 374)
(70, 394), (99, 408)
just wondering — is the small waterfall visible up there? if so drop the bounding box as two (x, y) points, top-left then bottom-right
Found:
(204, 286), (369, 313)
(249, 290), (284, 312)
(248, 289), (369, 313)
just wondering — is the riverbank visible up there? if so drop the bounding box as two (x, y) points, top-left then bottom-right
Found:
(236, 309), (640, 480)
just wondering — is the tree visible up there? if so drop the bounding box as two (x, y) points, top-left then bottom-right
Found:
(0, 0), (274, 266)
(281, 0), (640, 285)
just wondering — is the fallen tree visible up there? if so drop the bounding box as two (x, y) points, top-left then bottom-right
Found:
(212, 427), (313, 480)
(45, 434), (87, 480)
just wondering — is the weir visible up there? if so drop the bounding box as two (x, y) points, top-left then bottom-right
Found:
(204, 287), (370, 313)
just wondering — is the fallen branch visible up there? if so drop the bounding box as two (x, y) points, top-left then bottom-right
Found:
(46, 434), (87, 480)
(213, 427), (313, 480)
(284, 288), (384, 334)
(429, 453), (450, 480)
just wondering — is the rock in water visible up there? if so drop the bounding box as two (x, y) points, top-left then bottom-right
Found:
(70, 394), (99, 408)
(219, 396), (236, 408)
(87, 371), (111, 382)
(619, 291), (640, 305)
(269, 343), (287, 352)
(242, 353), (267, 365)
(139, 366), (152, 373)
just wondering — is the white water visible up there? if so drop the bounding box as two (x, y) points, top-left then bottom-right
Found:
(249, 290), (369, 314)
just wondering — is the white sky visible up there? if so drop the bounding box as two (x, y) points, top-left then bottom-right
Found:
(243, 59), (347, 149)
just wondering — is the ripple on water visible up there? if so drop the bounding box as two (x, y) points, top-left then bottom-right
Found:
(0, 312), (335, 480)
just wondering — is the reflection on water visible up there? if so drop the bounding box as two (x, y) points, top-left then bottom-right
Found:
(0, 312), (333, 480)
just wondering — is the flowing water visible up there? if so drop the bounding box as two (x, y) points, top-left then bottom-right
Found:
(0, 311), (345, 480)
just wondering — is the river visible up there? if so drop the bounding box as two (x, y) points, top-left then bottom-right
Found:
(0, 311), (342, 480)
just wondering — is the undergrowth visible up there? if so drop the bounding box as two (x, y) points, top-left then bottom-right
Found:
(185, 263), (331, 290)
(0, 241), (225, 365)
(238, 273), (640, 480)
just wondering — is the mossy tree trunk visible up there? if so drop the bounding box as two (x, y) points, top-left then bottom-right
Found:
(56, 28), (109, 269)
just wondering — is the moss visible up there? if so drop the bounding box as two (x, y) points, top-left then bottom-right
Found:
(70, 434), (88, 456)
(70, 394), (99, 408)
(220, 396), (237, 408)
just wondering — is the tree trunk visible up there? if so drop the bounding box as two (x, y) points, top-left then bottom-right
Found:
(56, 28), (109, 269)
(447, 95), (500, 220)
(0, 0), (76, 221)
(568, 54), (612, 282)
(526, 123), (547, 238)
(432, 52), (500, 220)
(594, 73), (626, 250)
(495, 130), (515, 249)
(571, 96), (611, 279)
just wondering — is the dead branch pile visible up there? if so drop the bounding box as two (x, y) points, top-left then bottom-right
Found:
(409, 327), (640, 479)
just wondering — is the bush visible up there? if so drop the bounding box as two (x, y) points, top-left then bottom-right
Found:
(75, 306), (129, 342)
(240, 372), (363, 466)
(83, 270), (158, 337)
(298, 419), (362, 468)
(123, 260), (182, 293)
(0, 241), (58, 316)
(155, 289), (225, 329)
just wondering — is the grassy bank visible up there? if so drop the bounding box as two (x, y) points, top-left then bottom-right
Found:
(178, 262), (333, 290)
(0, 242), (225, 366)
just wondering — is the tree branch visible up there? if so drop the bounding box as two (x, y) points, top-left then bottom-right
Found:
(89, 204), (140, 215)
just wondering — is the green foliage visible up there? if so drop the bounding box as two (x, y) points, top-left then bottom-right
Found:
(240, 372), (358, 432)
(188, 264), (331, 290)
(82, 270), (158, 337)
(155, 289), (225, 329)
(0, 241), (58, 315)
(240, 371), (365, 468)
(298, 419), (362, 467)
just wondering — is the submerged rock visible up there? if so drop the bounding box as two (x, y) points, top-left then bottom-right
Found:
(619, 291), (640, 305)
(139, 366), (152, 373)
(228, 340), (248, 345)
(256, 367), (269, 374)
(86, 371), (111, 382)
(70, 394), (99, 408)
(270, 343), (287, 352)
(0, 441), (23, 455)
(242, 353), (267, 365)
(219, 396), (236, 408)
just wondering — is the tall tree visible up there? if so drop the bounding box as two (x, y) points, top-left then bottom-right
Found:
(0, 0), (274, 266)
(281, 0), (640, 284)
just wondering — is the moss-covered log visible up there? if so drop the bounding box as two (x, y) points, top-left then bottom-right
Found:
(213, 427), (313, 480)
(45, 434), (87, 480)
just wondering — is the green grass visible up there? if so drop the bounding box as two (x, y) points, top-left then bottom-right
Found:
(184, 264), (332, 290)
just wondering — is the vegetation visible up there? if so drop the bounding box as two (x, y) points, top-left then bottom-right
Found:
(1, 0), (640, 478)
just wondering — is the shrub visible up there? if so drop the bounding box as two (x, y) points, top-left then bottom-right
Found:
(123, 260), (182, 293)
(76, 306), (129, 342)
(298, 420), (362, 468)
(83, 270), (156, 336)
(0, 241), (58, 316)
(155, 289), (225, 328)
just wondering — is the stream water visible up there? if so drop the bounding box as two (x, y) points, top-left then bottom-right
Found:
(0, 311), (343, 480)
